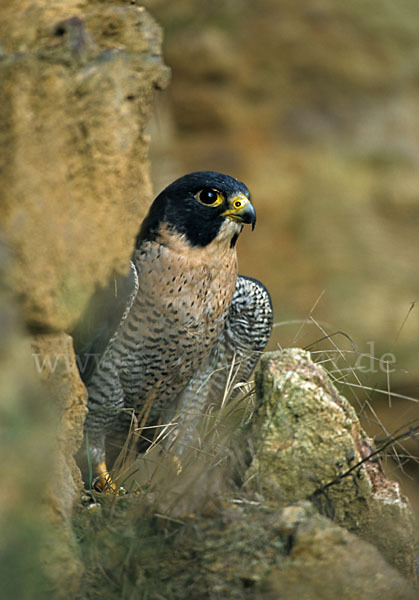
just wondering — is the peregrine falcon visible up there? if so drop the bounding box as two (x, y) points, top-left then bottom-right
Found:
(73, 171), (273, 490)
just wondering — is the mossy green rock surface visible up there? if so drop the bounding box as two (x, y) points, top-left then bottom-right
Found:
(250, 348), (417, 581)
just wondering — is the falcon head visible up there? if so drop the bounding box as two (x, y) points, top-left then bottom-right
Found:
(137, 171), (256, 248)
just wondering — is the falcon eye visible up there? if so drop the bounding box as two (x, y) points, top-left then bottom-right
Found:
(196, 188), (224, 207)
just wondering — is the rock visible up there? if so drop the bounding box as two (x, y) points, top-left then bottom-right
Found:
(263, 503), (417, 600)
(249, 348), (417, 582)
(72, 345), (417, 598)
(31, 333), (87, 515)
(30, 333), (88, 596)
(0, 244), (80, 597)
(0, 1), (169, 596)
(74, 496), (417, 600)
(0, 1), (170, 332)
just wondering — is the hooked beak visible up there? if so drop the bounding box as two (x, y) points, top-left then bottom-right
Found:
(221, 193), (256, 231)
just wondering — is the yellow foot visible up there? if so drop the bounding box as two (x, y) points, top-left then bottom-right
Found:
(94, 461), (119, 494)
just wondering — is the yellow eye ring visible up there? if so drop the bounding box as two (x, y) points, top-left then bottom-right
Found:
(196, 188), (224, 207)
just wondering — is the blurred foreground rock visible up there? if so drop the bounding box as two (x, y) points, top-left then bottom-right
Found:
(0, 245), (73, 598)
(31, 333), (88, 592)
(0, 1), (169, 596)
(249, 348), (417, 582)
(0, 0), (169, 332)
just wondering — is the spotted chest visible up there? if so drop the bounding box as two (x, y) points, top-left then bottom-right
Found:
(112, 230), (239, 411)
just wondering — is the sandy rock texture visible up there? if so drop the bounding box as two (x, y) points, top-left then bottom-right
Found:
(0, 1), (169, 595)
(0, 0), (169, 332)
(30, 332), (88, 592)
(249, 348), (417, 582)
(0, 247), (59, 598)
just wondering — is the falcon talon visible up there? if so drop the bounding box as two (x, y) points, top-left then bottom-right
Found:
(93, 461), (119, 494)
(73, 171), (273, 489)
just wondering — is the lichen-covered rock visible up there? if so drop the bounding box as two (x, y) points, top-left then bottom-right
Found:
(0, 1), (170, 331)
(249, 348), (417, 582)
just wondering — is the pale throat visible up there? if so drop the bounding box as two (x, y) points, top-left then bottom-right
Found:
(155, 220), (242, 270)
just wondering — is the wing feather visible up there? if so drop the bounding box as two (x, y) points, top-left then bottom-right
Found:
(71, 262), (139, 384)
